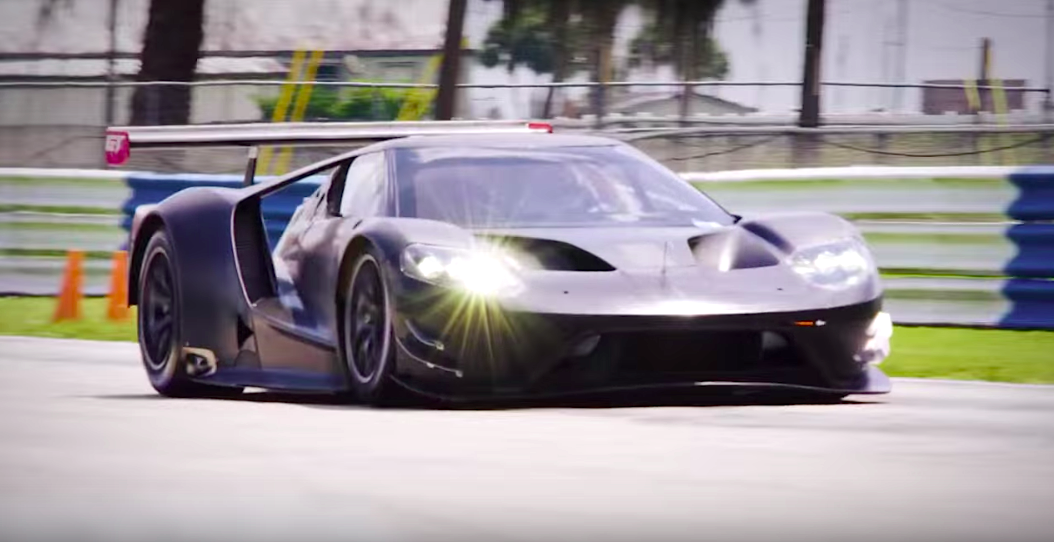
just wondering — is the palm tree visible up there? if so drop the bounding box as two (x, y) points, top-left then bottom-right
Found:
(635, 0), (755, 118)
(481, 0), (750, 118)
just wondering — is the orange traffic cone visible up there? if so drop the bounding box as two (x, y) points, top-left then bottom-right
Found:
(53, 250), (84, 322)
(106, 250), (129, 321)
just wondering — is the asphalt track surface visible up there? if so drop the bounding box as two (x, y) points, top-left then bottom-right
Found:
(1, 336), (1052, 542)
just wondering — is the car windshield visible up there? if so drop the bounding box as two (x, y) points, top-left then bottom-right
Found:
(393, 144), (734, 229)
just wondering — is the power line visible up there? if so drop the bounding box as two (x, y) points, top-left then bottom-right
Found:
(825, 133), (1049, 157)
(665, 135), (782, 161)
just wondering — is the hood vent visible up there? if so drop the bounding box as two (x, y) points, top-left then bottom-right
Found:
(476, 235), (615, 272)
(688, 229), (780, 271)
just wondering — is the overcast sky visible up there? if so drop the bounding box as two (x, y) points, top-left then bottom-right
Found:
(2, 0), (1050, 114)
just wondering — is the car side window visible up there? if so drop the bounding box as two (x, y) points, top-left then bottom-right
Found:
(293, 168), (337, 225)
(338, 152), (387, 218)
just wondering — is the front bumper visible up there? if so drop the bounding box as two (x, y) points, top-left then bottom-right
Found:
(389, 286), (892, 398)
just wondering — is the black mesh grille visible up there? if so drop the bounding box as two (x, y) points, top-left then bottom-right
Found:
(233, 201), (275, 302)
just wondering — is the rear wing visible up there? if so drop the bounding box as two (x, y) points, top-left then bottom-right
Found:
(104, 120), (554, 184)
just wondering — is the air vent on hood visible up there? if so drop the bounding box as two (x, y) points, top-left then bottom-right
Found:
(688, 229), (780, 271)
(477, 236), (615, 272)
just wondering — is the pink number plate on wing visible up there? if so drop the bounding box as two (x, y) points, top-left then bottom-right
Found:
(104, 131), (130, 165)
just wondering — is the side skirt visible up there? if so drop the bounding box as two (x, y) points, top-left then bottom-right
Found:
(197, 367), (347, 392)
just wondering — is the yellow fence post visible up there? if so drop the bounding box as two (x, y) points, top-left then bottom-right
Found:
(990, 78), (1017, 165)
(257, 49), (307, 176)
(274, 49), (325, 175)
(398, 52), (443, 121)
(397, 37), (465, 121)
(963, 79), (991, 165)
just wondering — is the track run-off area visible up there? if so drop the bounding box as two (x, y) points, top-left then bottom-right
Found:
(0, 335), (1052, 542)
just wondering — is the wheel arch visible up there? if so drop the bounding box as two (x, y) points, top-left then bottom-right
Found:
(335, 235), (377, 335)
(128, 213), (167, 306)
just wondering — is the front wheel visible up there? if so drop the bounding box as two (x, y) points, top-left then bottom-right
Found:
(340, 249), (398, 406)
(137, 229), (241, 398)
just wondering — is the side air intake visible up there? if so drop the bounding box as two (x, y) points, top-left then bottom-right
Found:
(233, 200), (276, 301)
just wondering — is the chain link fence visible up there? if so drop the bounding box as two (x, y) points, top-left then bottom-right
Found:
(1, 80), (1052, 172)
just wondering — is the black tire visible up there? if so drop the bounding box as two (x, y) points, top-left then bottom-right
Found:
(137, 230), (242, 398)
(339, 248), (398, 406)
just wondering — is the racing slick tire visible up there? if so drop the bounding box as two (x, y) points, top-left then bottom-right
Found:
(137, 230), (242, 398)
(339, 248), (400, 406)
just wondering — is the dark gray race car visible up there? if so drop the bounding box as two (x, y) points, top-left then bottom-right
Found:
(118, 123), (892, 405)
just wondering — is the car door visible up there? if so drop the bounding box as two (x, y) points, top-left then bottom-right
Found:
(277, 151), (391, 339)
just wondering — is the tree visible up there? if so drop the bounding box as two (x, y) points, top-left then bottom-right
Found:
(34, 0), (206, 126)
(480, 0), (743, 117)
(634, 1), (763, 118)
(480, 0), (627, 118)
(480, 0), (588, 117)
(435, 0), (468, 120)
(130, 0), (206, 125)
(541, 0), (573, 117)
(628, 23), (729, 81)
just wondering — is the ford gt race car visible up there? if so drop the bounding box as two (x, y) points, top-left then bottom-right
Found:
(109, 121), (892, 405)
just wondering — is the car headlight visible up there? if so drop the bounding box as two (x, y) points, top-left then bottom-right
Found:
(789, 238), (875, 289)
(400, 243), (523, 297)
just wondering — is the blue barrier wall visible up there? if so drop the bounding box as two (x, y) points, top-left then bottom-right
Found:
(123, 174), (323, 247)
(1001, 166), (1054, 329)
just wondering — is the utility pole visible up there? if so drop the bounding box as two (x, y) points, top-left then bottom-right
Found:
(798, 0), (825, 127)
(104, 0), (118, 127)
(978, 37), (992, 114)
(1045, 0), (1053, 113)
(435, 0), (467, 120)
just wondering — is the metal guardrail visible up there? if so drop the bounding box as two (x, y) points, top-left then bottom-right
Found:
(2, 165), (1053, 329)
(2, 78), (1046, 93)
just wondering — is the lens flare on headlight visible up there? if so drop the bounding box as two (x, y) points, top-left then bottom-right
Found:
(401, 243), (524, 297)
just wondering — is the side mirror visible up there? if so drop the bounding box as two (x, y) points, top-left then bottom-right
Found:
(326, 194), (342, 217)
(325, 162), (351, 217)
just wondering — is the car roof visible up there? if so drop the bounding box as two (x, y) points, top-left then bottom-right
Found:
(358, 132), (622, 153)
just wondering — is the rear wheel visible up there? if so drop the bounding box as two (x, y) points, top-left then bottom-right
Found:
(138, 230), (241, 398)
(340, 250), (398, 406)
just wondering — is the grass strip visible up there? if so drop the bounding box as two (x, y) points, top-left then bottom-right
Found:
(863, 232), (1006, 246)
(0, 248), (116, 260)
(0, 221), (122, 233)
(0, 176), (122, 188)
(883, 326), (1054, 384)
(694, 177), (1008, 191)
(0, 204), (122, 216)
(0, 297), (136, 342)
(842, 212), (1010, 222)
